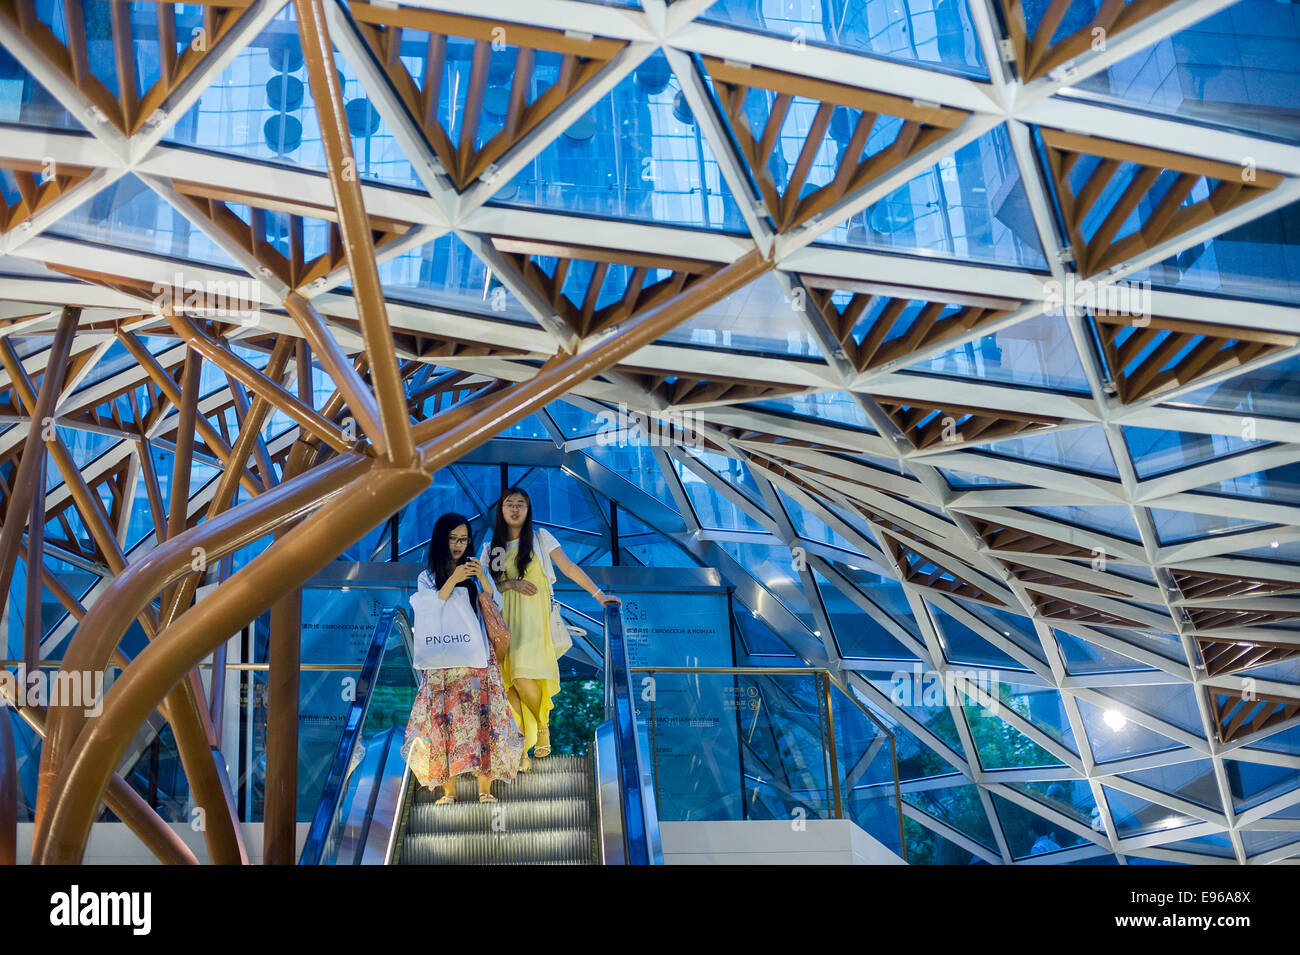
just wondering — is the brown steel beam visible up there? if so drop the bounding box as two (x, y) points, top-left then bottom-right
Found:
(0, 307), (79, 641)
(296, 0), (414, 466)
(115, 331), (264, 497)
(263, 585), (301, 865)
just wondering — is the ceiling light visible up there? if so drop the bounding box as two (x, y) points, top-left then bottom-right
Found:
(1271, 540), (1280, 549)
(814, 630), (822, 636)
(1102, 709), (1127, 732)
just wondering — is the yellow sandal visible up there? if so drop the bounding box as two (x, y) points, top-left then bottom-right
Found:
(534, 724), (551, 759)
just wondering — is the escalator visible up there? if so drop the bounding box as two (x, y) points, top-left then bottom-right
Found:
(299, 604), (661, 865)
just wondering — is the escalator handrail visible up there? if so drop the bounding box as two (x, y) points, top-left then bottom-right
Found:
(299, 607), (408, 865)
(602, 604), (662, 865)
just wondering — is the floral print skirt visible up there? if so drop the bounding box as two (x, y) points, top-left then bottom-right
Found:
(401, 647), (525, 789)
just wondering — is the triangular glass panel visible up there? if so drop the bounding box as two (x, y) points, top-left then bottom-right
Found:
(1064, 3), (1300, 144)
(816, 571), (914, 660)
(820, 124), (1048, 269)
(1008, 779), (1102, 830)
(1055, 629), (1157, 675)
(1224, 759), (1300, 813)
(1169, 353), (1300, 420)
(940, 467), (1027, 489)
(165, 6), (421, 188)
(904, 783), (999, 849)
(995, 681), (1077, 753)
(1118, 758), (1222, 811)
(933, 604), (1028, 670)
(580, 440), (679, 510)
(656, 273), (823, 357)
(969, 423), (1118, 478)
(903, 310), (1090, 394)
(1128, 198), (1300, 307)
(991, 792), (1090, 859)
(1078, 698), (1185, 763)
(1195, 462), (1300, 507)
(1240, 829), (1300, 855)
(1102, 784), (1201, 838)
(491, 51), (747, 232)
(1123, 425), (1267, 480)
(965, 701), (1064, 769)
(698, 0), (988, 77)
(1022, 504), (1142, 543)
(0, 45), (82, 130)
(745, 389), (872, 430)
(1148, 506), (1273, 546)
(1164, 833), (1236, 858)
(46, 173), (244, 268)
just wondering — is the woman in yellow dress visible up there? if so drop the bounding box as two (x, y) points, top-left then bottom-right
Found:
(480, 486), (620, 769)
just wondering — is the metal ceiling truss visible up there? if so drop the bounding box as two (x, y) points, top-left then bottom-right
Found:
(1, 0), (1299, 865)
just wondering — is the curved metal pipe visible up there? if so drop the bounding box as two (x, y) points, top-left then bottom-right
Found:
(37, 463), (431, 863)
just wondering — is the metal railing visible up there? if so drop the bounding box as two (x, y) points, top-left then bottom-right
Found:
(593, 604), (663, 865)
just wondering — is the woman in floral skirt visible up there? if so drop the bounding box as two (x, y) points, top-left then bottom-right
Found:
(401, 512), (523, 803)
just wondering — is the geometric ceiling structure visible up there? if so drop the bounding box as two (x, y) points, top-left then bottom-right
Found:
(2, 0), (1300, 865)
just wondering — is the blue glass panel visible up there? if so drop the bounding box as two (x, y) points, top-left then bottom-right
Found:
(780, 490), (860, 552)
(700, 0), (987, 77)
(675, 459), (765, 531)
(354, 232), (533, 321)
(1056, 628), (1155, 674)
(933, 605), (1027, 669)
(1078, 698), (1184, 762)
(1225, 759), (1300, 812)
(1064, 0), (1300, 143)
(905, 784), (1000, 849)
(0, 45), (81, 129)
(836, 561), (919, 637)
(818, 570), (914, 658)
(746, 390), (875, 430)
(47, 173), (244, 267)
(939, 467), (1027, 489)
(733, 600), (802, 658)
(1009, 779), (1102, 829)
(819, 125), (1048, 269)
(902, 310), (1090, 393)
(967, 702), (1064, 769)
(1123, 425), (1266, 478)
(1100, 683), (1202, 734)
(719, 540), (818, 629)
(165, 8), (420, 188)
(658, 273), (823, 357)
(1129, 199), (1300, 305)
(517, 466), (605, 535)
(1241, 830), (1300, 854)
(1172, 354), (1300, 420)
(970, 424), (1118, 477)
(1022, 504), (1141, 542)
(1149, 506), (1273, 545)
(1246, 723), (1300, 755)
(1166, 833), (1236, 857)
(47, 426), (118, 491)
(991, 792), (1089, 858)
(1196, 461), (1300, 506)
(960, 602), (1044, 661)
(998, 681), (1077, 751)
(491, 52), (746, 232)
(580, 439), (678, 509)
(548, 400), (606, 438)
(686, 448), (764, 501)
(1102, 784), (1200, 837)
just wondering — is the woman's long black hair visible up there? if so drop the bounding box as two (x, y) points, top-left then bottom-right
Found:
(489, 486), (534, 582)
(426, 512), (478, 603)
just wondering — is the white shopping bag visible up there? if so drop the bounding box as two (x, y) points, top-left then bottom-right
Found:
(409, 587), (489, 669)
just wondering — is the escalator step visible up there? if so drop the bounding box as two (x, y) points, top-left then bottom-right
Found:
(401, 828), (595, 865)
(413, 768), (592, 803)
(408, 796), (591, 835)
